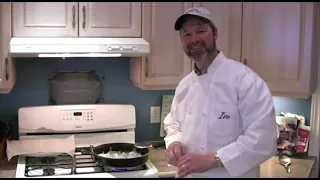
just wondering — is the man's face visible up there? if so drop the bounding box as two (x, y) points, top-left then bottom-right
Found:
(180, 16), (217, 62)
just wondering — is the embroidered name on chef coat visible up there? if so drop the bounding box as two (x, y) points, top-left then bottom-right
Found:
(218, 112), (230, 119)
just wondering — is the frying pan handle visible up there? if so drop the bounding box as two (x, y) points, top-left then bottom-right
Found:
(134, 142), (153, 149)
(90, 145), (94, 153)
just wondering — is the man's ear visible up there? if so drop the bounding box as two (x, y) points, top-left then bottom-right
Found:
(179, 31), (184, 42)
(214, 29), (218, 40)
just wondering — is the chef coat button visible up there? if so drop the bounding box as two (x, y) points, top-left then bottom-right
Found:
(200, 146), (204, 150)
(192, 80), (196, 83)
(188, 112), (192, 115)
(202, 113), (207, 117)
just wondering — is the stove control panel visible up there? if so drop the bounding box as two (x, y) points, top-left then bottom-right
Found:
(61, 109), (96, 123)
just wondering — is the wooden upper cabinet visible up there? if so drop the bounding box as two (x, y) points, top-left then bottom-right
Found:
(242, 2), (319, 98)
(0, 2), (16, 94)
(194, 2), (319, 98)
(12, 2), (142, 37)
(130, 2), (244, 90)
(193, 2), (242, 61)
(12, 2), (78, 37)
(130, 2), (192, 90)
(79, 2), (141, 37)
(9, 2), (320, 97)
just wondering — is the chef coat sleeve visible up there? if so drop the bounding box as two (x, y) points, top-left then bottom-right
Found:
(163, 95), (183, 149)
(217, 69), (277, 177)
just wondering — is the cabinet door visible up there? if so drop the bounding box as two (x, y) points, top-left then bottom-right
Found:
(79, 2), (142, 37)
(193, 2), (242, 61)
(242, 2), (319, 98)
(0, 2), (15, 94)
(140, 2), (192, 88)
(12, 2), (78, 37)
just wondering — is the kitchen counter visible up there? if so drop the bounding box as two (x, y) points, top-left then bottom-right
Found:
(148, 146), (317, 178)
(148, 147), (177, 178)
(260, 155), (316, 178)
(0, 156), (17, 178)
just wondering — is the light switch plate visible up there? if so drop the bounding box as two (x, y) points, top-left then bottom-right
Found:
(150, 106), (161, 123)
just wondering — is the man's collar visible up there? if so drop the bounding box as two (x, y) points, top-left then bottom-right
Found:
(193, 51), (222, 76)
(194, 63), (208, 76)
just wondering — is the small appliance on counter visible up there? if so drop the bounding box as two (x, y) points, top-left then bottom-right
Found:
(10, 104), (159, 178)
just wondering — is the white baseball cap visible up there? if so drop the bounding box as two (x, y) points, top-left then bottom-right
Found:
(174, 7), (215, 31)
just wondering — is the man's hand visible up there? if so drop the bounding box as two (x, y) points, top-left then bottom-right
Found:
(165, 141), (183, 166)
(176, 153), (217, 178)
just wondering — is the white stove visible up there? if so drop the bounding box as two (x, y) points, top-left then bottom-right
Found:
(13, 104), (159, 178)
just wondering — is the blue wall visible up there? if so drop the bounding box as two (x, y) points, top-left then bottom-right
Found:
(273, 96), (311, 126)
(0, 57), (312, 141)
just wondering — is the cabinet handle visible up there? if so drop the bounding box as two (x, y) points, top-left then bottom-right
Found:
(5, 57), (9, 80)
(82, 6), (86, 29)
(145, 57), (149, 78)
(72, 6), (76, 29)
(243, 58), (247, 65)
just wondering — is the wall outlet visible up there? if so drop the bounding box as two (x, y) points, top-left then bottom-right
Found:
(150, 106), (161, 123)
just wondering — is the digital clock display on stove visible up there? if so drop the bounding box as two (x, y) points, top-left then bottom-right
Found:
(73, 112), (82, 116)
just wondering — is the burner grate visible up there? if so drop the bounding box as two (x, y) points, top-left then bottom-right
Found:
(24, 153), (73, 177)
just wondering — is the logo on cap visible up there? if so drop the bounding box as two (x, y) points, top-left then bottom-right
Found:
(185, 8), (202, 14)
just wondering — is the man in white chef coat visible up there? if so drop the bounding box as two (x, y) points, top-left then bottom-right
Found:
(163, 7), (277, 178)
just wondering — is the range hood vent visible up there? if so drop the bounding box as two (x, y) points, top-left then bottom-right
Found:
(9, 37), (150, 58)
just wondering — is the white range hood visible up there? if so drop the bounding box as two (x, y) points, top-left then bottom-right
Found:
(9, 37), (150, 58)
